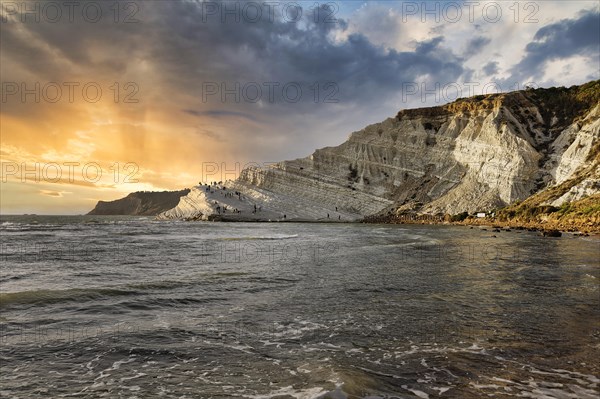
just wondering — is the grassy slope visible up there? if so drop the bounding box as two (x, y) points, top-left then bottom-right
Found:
(489, 194), (600, 233)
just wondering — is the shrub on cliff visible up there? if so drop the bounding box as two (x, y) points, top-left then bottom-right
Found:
(451, 212), (469, 222)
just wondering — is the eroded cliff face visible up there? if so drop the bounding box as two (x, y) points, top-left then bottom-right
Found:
(160, 81), (599, 220)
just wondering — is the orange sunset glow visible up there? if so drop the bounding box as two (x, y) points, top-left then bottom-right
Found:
(1, 0), (599, 214)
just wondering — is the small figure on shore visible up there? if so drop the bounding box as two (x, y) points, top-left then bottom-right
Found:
(327, 213), (330, 219)
(335, 207), (338, 211)
(284, 214), (286, 219)
(338, 215), (341, 220)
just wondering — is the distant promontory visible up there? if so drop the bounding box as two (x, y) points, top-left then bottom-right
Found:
(88, 190), (190, 216)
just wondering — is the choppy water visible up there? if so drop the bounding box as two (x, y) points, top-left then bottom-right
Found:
(0, 216), (599, 398)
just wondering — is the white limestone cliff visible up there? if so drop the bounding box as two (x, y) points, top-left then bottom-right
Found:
(159, 82), (600, 221)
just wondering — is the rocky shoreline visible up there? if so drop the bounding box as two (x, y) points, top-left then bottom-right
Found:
(362, 214), (599, 236)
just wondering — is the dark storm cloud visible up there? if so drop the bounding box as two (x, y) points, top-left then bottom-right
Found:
(1, 0), (467, 115)
(4, 0), (597, 164)
(0, 1), (147, 79)
(508, 9), (600, 82)
(482, 61), (499, 76)
(148, 1), (466, 107)
(463, 36), (491, 58)
(3, 2), (597, 111)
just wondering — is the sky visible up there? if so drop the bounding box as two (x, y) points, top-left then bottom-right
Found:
(1, 0), (599, 214)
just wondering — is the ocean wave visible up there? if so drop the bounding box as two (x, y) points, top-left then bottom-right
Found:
(219, 234), (299, 241)
(0, 273), (35, 283)
(0, 287), (138, 307)
(0, 272), (254, 308)
(247, 386), (329, 399)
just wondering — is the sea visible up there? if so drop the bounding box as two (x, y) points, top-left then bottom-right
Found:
(0, 215), (599, 398)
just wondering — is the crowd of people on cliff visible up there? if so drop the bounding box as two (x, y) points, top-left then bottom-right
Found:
(200, 181), (343, 220)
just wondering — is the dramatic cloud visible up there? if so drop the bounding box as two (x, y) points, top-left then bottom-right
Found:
(482, 61), (500, 76)
(508, 9), (600, 83)
(464, 36), (491, 58)
(1, 0), (599, 213)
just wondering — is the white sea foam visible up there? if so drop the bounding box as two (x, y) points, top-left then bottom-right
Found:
(247, 386), (328, 399)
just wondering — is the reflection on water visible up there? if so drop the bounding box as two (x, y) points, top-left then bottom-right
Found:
(1, 216), (599, 398)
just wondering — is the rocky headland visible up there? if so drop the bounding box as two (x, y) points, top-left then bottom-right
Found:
(90, 81), (600, 233)
(88, 190), (190, 216)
